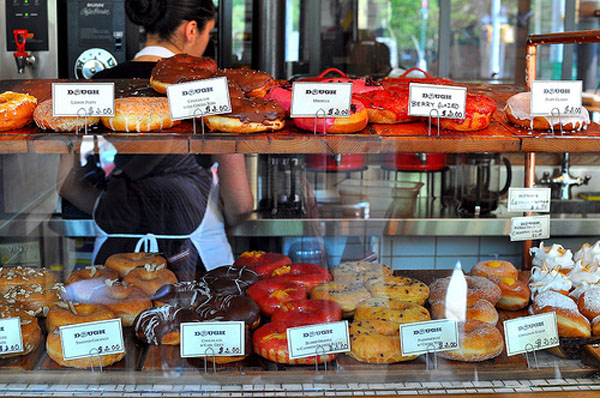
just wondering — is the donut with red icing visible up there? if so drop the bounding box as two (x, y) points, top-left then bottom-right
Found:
(293, 99), (368, 134)
(247, 279), (307, 316)
(269, 263), (332, 293)
(353, 87), (419, 124)
(271, 299), (342, 327)
(234, 251), (292, 278)
(431, 94), (496, 132)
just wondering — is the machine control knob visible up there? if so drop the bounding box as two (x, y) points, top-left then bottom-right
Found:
(74, 48), (117, 79)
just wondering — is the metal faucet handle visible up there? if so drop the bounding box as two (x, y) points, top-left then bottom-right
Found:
(581, 175), (592, 186)
(539, 171), (552, 185)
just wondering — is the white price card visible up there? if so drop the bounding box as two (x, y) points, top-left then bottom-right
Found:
(52, 83), (115, 117)
(399, 319), (459, 356)
(503, 312), (559, 356)
(530, 80), (582, 116)
(508, 187), (551, 213)
(408, 83), (466, 119)
(510, 215), (550, 241)
(0, 318), (24, 355)
(59, 319), (124, 361)
(287, 321), (350, 360)
(180, 321), (245, 358)
(290, 82), (353, 118)
(166, 77), (232, 120)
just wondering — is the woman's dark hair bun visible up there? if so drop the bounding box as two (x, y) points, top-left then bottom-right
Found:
(125, 0), (167, 28)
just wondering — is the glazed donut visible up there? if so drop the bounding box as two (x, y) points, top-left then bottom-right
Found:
(0, 266), (58, 293)
(354, 297), (430, 328)
(134, 305), (201, 345)
(203, 96), (286, 133)
(246, 279), (307, 316)
(101, 97), (180, 133)
(201, 264), (259, 295)
(531, 290), (591, 338)
(33, 99), (100, 132)
(470, 260), (518, 280)
(214, 68), (275, 98)
(2, 283), (65, 317)
(505, 92), (590, 131)
(593, 315), (600, 336)
(46, 302), (117, 334)
(152, 280), (212, 308)
(234, 251), (292, 279)
(88, 280), (152, 327)
(577, 286), (600, 321)
(0, 91), (37, 132)
(253, 321), (337, 365)
(431, 94), (496, 132)
(264, 81), (293, 115)
(429, 276), (502, 306)
(293, 99), (368, 134)
(353, 87), (420, 124)
(489, 277), (530, 311)
(438, 320), (504, 362)
(364, 275), (430, 305)
(269, 263), (332, 293)
(122, 262), (178, 297)
(0, 304), (42, 358)
(271, 299), (342, 327)
(150, 54), (217, 94)
(104, 252), (167, 278)
(430, 298), (498, 326)
(331, 261), (393, 282)
(348, 319), (417, 364)
(64, 265), (119, 303)
(195, 294), (261, 330)
(310, 281), (371, 318)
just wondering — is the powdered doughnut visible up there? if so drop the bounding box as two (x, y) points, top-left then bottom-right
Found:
(578, 286), (600, 321)
(0, 91), (37, 131)
(429, 275), (502, 305)
(532, 290), (591, 338)
(101, 97), (180, 132)
(34, 99), (100, 132)
(438, 320), (504, 362)
(470, 260), (518, 280)
(430, 297), (498, 325)
(505, 92), (589, 131)
(489, 277), (530, 311)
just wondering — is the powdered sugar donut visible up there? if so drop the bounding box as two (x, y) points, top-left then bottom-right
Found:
(505, 92), (589, 131)
(532, 290), (590, 337)
(578, 286), (600, 321)
(429, 276), (501, 305)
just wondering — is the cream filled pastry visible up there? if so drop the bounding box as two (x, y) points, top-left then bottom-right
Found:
(567, 260), (600, 286)
(528, 262), (572, 300)
(574, 241), (600, 266)
(530, 242), (575, 272)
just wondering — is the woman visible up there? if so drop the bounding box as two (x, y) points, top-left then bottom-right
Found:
(59, 0), (253, 281)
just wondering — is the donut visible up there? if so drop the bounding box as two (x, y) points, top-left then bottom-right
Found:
(64, 265), (119, 303)
(470, 260), (518, 280)
(489, 277), (530, 311)
(353, 297), (430, 328)
(2, 282), (65, 317)
(201, 264), (259, 295)
(253, 321), (337, 365)
(310, 281), (371, 318)
(593, 315), (600, 336)
(264, 81), (293, 115)
(152, 280), (212, 308)
(379, 68), (454, 89)
(214, 68), (275, 98)
(104, 252), (167, 278)
(88, 280), (152, 327)
(353, 87), (420, 124)
(299, 68), (383, 94)
(134, 305), (202, 345)
(46, 329), (125, 369)
(122, 262), (178, 297)
(269, 263), (332, 293)
(331, 261), (393, 282)
(531, 290), (591, 338)
(577, 286), (600, 321)
(0, 91), (37, 131)
(431, 94), (496, 132)
(150, 53), (217, 94)
(505, 92), (590, 131)
(0, 304), (42, 358)
(33, 99), (100, 132)
(246, 279), (307, 316)
(203, 96), (286, 133)
(234, 251), (292, 278)
(271, 299), (342, 327)
(438, 320), (504, 362)
(364, 275), (430, 305)
(101, 97), (180, 133)
(0, 266), (58, 293)
(430, 297), (498, 325)
(348, 319), (417, 364)
(46, 302), (117, 334)
(293, 99), (368, 134)
(195, 294), (261, 330)
(429, 276), (502, 305)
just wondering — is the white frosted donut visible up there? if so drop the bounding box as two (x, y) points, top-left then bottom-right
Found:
(101, 97), (180, 133)
(505, 92), (589, 131)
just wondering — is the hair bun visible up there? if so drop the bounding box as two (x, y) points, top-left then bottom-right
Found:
(125, 0), (167, 27)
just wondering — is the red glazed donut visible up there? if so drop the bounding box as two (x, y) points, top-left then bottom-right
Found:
(246, 279), (307, 316)
(431, 94), (496, 132)
(269, 263), (332, 293)
(234, 251), (292, 278)
(293, 99), (368, 134)
(353, 87), (420, 124)
(299, 68), (383, 95)
(271, 299), (342, 327)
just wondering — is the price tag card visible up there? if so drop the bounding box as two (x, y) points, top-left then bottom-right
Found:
(530, 80), (582, 116)
(166, 77), (232, 120)
(399, 319), (459, 356)
(0, 318), (23, 355)
(510, 215), (550, 241)
(503, 313), (559, 356)
(180, 321), (245, 358)
(59, 319), (124, 361)
(408, 83), (466, 119)
(290, 82), (352, 118)
(508, 187), (551, 213)
(287, 321), (350, 360)
(52, 83), (115, 117)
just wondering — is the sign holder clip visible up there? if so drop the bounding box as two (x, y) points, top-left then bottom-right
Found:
(75, 108), (89, 136)
(313, 108), (327, 135)
(550, 108), (564, 136)
(427, 109), (441, 137)
(203, 347), (217, 374)
(524, 343), (539, 369)
(425, 343), (438, 371)
(192, 108), (206, 136)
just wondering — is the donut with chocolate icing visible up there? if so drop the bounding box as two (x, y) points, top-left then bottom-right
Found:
(195, 294), (261, 329)
(213, 68), (275, 98)
(134, 305), (202, 345)
(234, 251), (292, 278)
(152, 280), (212, 308)
(150, 54), (218, 94)
(201, 264), (259, 295)
(203, 96), (286, 133)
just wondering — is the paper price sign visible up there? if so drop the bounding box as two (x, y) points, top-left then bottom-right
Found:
(507, 188), (551, 213)
(530, 80), (582, 116)
(408, 83), (466, 119)
(167, 77), (232, 120)
(510, 215), (550, 241)
(52, 83), (114, 117)
(287, 321), (350, 360)
(290, 82), (353, 118)
(59, 319), (124, 360)
(0, 318), (23, 355)
(503, 313), (559, 356)
(180, 321), (245, 358)
(399, 319), (459, 356)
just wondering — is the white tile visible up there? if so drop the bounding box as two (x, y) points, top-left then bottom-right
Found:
(435, 256), (478, 270)
(391, 256), (435, 270)
(436, 237), (479, 255)
(388, 236), (436, 256)
(479, 237), (521, 257)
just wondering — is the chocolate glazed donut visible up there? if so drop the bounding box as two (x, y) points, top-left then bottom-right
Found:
(134, 305), (202, 345)
(195, 294), (260, 329)
(152, 280), (212, 307)
(201, 265), (259, 295)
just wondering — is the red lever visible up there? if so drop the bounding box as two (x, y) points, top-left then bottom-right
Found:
(13, 29), (28, 57)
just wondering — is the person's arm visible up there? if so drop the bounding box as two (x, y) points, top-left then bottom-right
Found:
(57, 154), (101, 215)
(213, 154), (253, 226)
